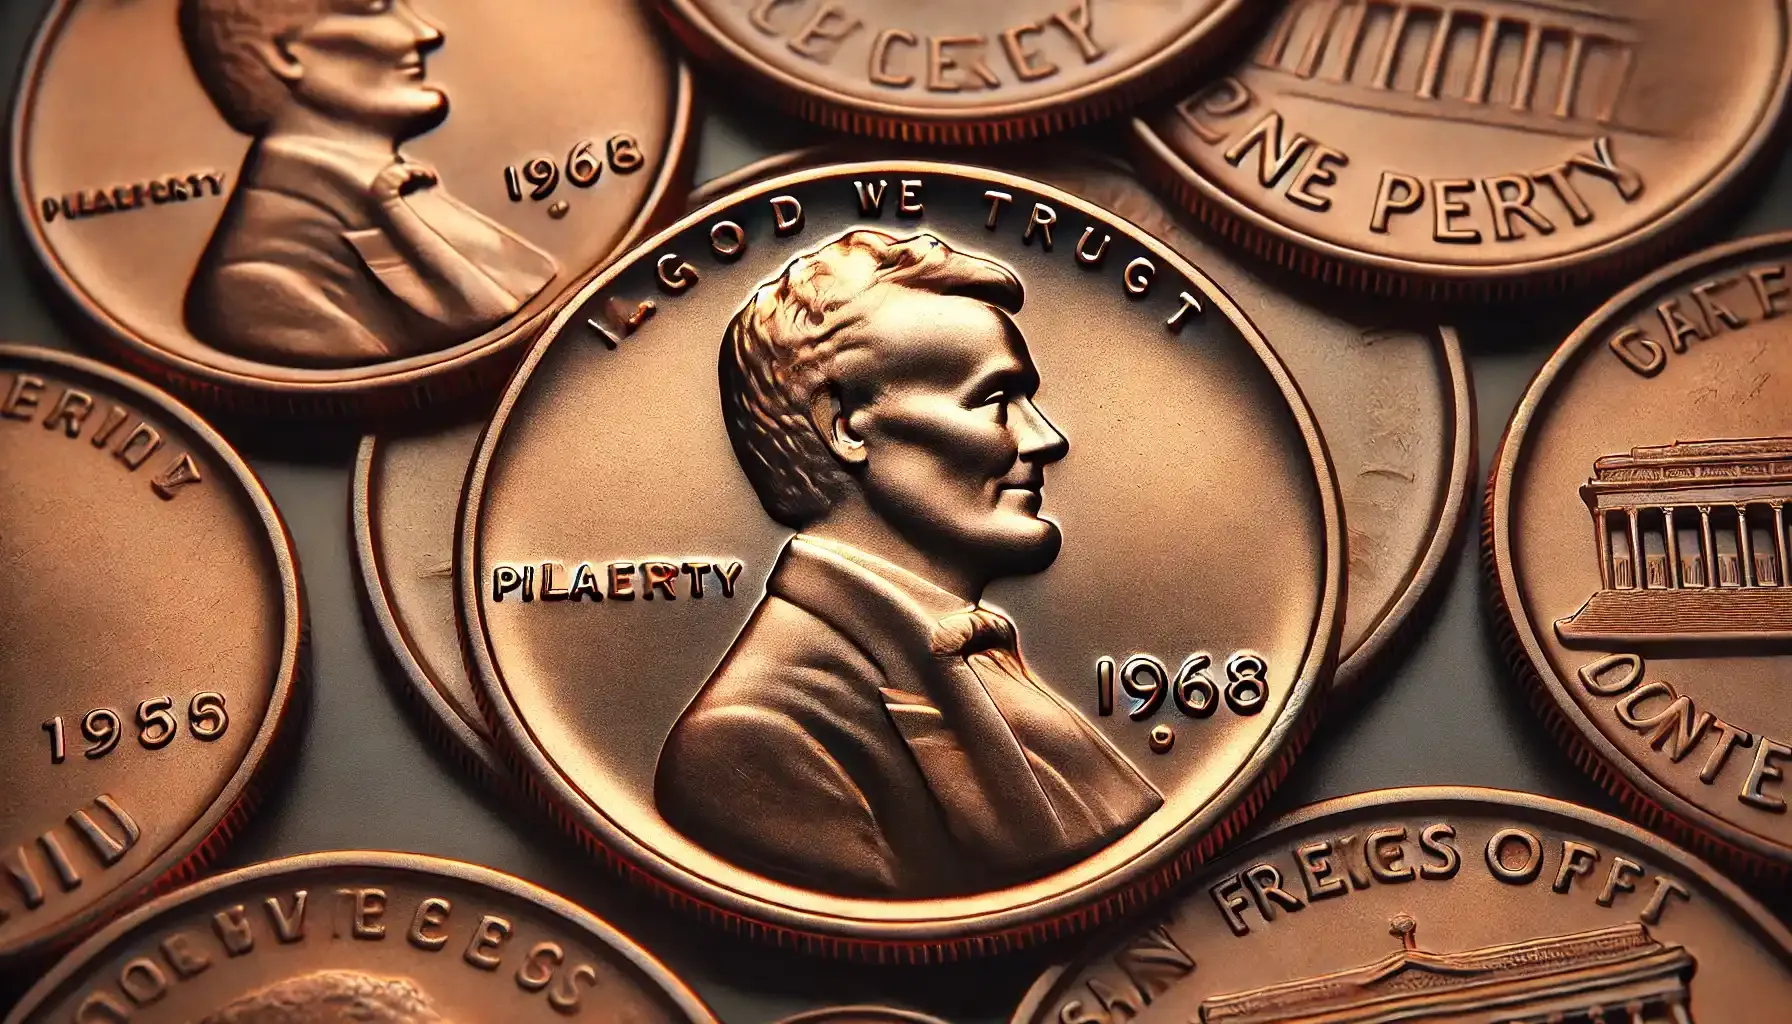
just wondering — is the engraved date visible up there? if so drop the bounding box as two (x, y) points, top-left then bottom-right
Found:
(503, 135), (644, 204)
(1096, 652), (1268, 721)
(41, 692), (228, 764)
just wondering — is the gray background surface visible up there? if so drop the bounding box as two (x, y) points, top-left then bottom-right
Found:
(3, 1), (1789, 1018)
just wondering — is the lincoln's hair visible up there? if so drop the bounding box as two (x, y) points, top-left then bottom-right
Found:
(197, 970), (448, 1024)
(721, 230), (1024, 527)
(179, 0), (353, 134)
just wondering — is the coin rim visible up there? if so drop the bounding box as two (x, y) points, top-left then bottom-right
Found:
(1127, 8), (1792, 295)
(0, 343), (304, 965)
(6, 1), (697, 417)
(1488, 229), (1792, 880)
(352, 433), (506, 787)
(654, 0), (1261, 143)
(456, 160), (1345, 956)
(1, 850), (719, 1024)
(1006, 784), (1792, 1024)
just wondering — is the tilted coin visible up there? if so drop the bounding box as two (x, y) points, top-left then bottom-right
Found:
(702, 148), (1473, 696)
(353, 423), (501, 783)
(2, 852), (717, 1024)
(1133, 0), (1792, 297)
(12, 0), (694, 416)
(1489, 232), (1792, 884)
(655, 0), (1262, 143)
(1011, 787), (1792, 1024)
(459, 161), (1344, 955)
(0, 345), (303, 970)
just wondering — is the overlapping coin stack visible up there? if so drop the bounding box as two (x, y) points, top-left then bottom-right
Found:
(4, 1), (1791, 1020)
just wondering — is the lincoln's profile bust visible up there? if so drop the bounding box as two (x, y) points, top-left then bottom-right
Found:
(179, 0), (556, 368)
(199, 971), (449, 1023)
(654, 230), (1162, 899)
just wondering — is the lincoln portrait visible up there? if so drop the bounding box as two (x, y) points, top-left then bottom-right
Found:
(199, 971), (450, 1023)
(179, 0), (557, 367)
(654, 230), (1162, 899)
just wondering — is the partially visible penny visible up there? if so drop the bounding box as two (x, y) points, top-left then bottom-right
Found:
(3, 852), (717, 1024)
(12, 0), (694, 417)
(1134, 1), (1792, 297)
(353, 424), (500, 782)
(1012, 787), (1792, 1024)
(0, 345), (303, 970)
(697, 148), (1474, 695)
(656, 0), (1261, 143)
(1489, 232), (1792, 884)
(777, 1009), (949, 1024)
(461, 161), (1343, 956)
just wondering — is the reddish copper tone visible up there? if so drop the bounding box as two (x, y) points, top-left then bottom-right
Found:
(1012, 787), (1792, 1024)
(777, 1009), (949, 1024)
(457, 161), (1344, 958)
(1488, 232), (1792, 885)
(2, 852), (717, 1024)
(0, 345), (303, 972)
(1133, 0), (1792, 298)
(11, 0), (694, 417)
(655, 0), (1262, 143)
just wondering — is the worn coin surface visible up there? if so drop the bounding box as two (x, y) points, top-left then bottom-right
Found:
(1489, 232), (1792, 884)
(2, 852), (717, 1024)
(0, 345), (303, 970)
(656, 0), (1261, 143)
(459, 161), (1343, 956)
(1011, 787), (1792, 1024)
(701, 148), (1472, 696)
(12, 0), (694, 416)
(1134, 0), (1792, 297)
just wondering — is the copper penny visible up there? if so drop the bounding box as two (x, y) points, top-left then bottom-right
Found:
(0, 345), (303, 971)
(701, 148), (1474, 695)
(1011, 787), (1792, 1024)
(655, 0), (1261, 143)
(2, 851), (717, 1024)
(459, 161), (1344, 956)
(777, 1009), (950, 1024)
(11, 0), (694, 417)
(1489, 232), (1792, 884)
(352, 423), (500, 783)
(1133, 0), (1792, 298)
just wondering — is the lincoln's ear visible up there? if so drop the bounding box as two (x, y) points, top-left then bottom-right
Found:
(808, 386), (867, 466)
(254, 35), (304, 85)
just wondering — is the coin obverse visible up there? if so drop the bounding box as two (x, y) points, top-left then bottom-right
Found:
(1011, 787), (1792, 1024)
(1489, 232), (1792, 884)
(2, 852), (718, 1024)
(459, 162), (1344, 956)
(655, 0), (1262, 143)
(12, 0), (694, 416)
(1134, 0), (1792, 297)
(0, 344), (304, 970)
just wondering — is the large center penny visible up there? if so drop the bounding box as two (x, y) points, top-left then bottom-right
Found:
(0, 345), (303, 971)
(459, 162), (1343, 955)
(1135, 0), (1792, 296)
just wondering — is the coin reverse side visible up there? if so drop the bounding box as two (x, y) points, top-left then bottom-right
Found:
(12, 0), (694, 416)
(696, 149), (1473, 696)
(1490, 232), (1792, 883)
(1012, 787), (1792, 1024)
(1134, 0), (1792, 297)
(656, 0), (1259, 143)
(0, 345), (303, 968)
(3, 852), (718, 1024)
(460, 161), (1343, 956)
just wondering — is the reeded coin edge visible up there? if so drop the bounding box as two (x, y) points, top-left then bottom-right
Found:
(1005, 785), (1792, 1024)
(0, 344), (306, 967)
(655, 0), (1264, 145)
(350, 435), (506, 789)
(6, 2), (698, 418)
(1486, 230), (1792, 884)
(1, 851), (719, 1024)
(1127, 13), (1792, 302)
(455, 161), (1345, 960)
